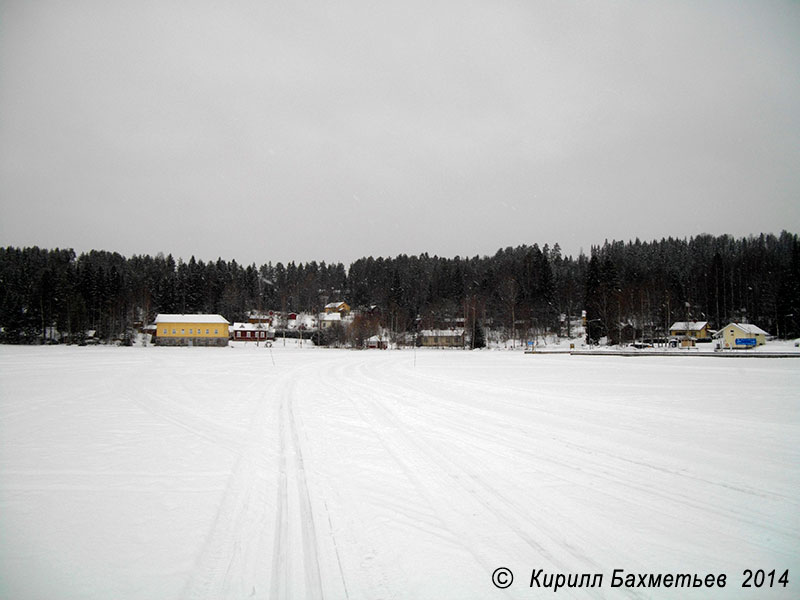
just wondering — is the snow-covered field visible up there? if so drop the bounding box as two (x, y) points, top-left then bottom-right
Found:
(1, 345), (798, 599)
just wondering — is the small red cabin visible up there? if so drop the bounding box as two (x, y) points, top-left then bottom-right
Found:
(231, 322), (275, 342)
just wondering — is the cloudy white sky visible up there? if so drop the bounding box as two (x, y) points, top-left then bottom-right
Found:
(1, 1), (798, 265)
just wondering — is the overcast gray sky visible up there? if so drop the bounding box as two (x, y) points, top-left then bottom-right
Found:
(1, 0), (799, 265)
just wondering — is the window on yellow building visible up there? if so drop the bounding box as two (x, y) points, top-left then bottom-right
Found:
(162, 329), (167, 335)
(206, 329), (209, 334)
(172, 329), (176, 334)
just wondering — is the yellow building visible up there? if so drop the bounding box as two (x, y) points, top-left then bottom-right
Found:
(669, 321), (710, 340)
(154, 314), (230, 346)
(716, 322), (768, 349)
(324, 301), (350, 315)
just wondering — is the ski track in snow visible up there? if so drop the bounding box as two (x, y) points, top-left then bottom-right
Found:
(339, 362), (587, 570)
(1, 346), (799, 600)
(269, 380), (325, 600)
(350, 358), (790, 541)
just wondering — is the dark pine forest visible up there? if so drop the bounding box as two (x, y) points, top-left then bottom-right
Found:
(1, 232), (799, 345)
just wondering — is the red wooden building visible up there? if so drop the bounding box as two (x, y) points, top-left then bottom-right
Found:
(231, 322), (275, 342)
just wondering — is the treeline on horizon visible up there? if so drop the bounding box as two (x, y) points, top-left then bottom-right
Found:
(1, 231), (799, 344)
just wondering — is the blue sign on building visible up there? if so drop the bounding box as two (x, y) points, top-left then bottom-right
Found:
(735, 338), (757, 347)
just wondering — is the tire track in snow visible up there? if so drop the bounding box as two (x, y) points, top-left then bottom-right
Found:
(332, 360), (574, 570)
(334, 356), (659, 600)
(269, 382), (325, 600)
(124, 387), (245, 454)
(271, 367), (356, 600)
(287, 386), (325, 599)
(372, 361), (796, 544)
(350, 355), (798, 568)
(291, 363), (398, 600)
(122, 364), (273, 456)
(288, 391), (352, 600)
(320, 358), (563, 595)
(183, 351), (347, 600)
(269, 392), (290, 600)
(181, 366), (295, 600)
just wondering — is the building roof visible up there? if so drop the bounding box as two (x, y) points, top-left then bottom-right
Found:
(325, 301), (348, 309)
(232, 322), (270, 331)
(420, 329), (465, 336)
(155, 314), (229, 324)
(669, 321), (708, 331)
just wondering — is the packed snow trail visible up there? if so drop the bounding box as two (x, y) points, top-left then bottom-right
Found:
(1, 346), (798, 599)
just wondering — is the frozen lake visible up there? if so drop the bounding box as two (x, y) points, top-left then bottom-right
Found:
(1, 345), (798, 599)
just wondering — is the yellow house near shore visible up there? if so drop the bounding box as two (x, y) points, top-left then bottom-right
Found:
(154, 314), (230, 346)
(324, 301), (350, 315)
(668, 321), (710, 340)
(716, 322), (769, 349)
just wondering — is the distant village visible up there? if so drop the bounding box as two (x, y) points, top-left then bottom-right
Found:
(140, 301), (777, 352)
(146, 301), (469, 349)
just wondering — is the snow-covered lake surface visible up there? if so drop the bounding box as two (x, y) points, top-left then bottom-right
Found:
(1, 345), (798, 599)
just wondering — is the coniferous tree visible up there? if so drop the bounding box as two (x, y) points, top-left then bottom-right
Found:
(471, 320), (486, 349)
(584, 254), (604, 344)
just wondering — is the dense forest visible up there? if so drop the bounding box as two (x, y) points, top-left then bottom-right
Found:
(1, 232), (798, 345)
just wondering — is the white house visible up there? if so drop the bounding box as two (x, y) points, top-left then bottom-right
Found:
(365, 334), (389, 349)
(321, 312), (342, 329)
